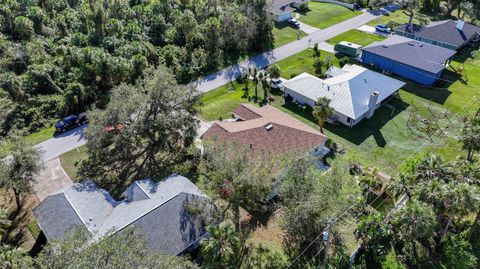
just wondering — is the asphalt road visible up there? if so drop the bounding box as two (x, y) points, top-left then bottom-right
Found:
(193, 11), (378, 93)
(34, 12), (379, 161)
(35, 124), (88, 162)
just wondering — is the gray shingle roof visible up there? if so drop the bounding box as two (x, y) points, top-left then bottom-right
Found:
(33, 174), (213, 255)
(266, 3), (295, 15)
(362, 35), (457, 73)
(33, 193), (84, 240)
(125, 193), (212, 255)
(396, 20), (480, 47)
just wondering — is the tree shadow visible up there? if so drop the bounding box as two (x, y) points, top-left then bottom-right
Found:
(325, 97), (409, 146)
(241, 208), (275, 234)
(451, 40), (480, 63)
(29, 231), (46, 256)
(361, 63), (456, 106)
(280, 95), (409, 147)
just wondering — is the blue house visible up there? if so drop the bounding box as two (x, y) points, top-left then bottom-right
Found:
(395, 20), (480, 51)
(361, 36), (457, 86)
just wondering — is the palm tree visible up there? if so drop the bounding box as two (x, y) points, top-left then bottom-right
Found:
(252, 67), (259, 101)
(391, 201), (437, 264)
(267, 64), (281, 79)
(243, 72), (250, 97)
(414, 155), (451, 182)
(438, 183), (478, 240)
(312, 97), (334, 133)
(460, 114), (480, 162)
(261, 75), (269, 103)
(389, 174), (413, 200)
(200, 223), (241, 268)
(359, 168), (380, 204)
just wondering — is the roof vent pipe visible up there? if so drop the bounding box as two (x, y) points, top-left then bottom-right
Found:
(366, 91), (379, 119)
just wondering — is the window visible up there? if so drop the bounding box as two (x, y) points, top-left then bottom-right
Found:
(347, 117), (352, 123)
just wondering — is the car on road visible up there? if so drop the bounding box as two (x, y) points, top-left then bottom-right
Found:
(375, 24), (391, 33)
(287, 19), (300, 28)
(55, 113), (88, 133)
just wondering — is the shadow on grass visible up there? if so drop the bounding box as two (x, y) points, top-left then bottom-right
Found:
(281, 96), (409, 146)
(358, 62), (457, 106)
(452, 42), (480, 63)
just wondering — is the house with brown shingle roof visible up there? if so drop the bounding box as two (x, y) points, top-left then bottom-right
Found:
(201, 104), (329, 156)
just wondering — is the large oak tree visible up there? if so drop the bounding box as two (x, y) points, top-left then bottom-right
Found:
(79, 66), (198, 194)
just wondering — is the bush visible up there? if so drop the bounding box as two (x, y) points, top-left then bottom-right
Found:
(441, 233), (477, 269)
(339, 56), (349, 68)
(386, 20), (400, 30)
(27, 220), (41, 239)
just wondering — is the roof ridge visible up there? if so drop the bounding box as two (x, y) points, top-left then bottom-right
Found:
(62, 192), (93, 233)
(134, 181), (151, 199)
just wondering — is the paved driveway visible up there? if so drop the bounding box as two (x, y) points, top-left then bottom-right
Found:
(298, 21), (320, 34)
(194, 12), (378, 93)
(34, 158), (72, 201)
(357, 25), (391, 37)
(35, 125), (88, 162)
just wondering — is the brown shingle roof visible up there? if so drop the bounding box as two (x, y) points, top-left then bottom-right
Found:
(201, 104), (328, 155)
(232, 104), (262, 120)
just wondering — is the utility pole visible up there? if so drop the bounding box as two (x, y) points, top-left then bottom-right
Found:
(323, 219), (334, 269)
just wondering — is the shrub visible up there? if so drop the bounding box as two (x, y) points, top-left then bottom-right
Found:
(27, 220), (41, 239)
(339, 56), (349, 67)
(386, 20), (400, 30)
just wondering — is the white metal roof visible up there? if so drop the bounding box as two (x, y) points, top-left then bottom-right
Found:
(283, 65), (406, 119)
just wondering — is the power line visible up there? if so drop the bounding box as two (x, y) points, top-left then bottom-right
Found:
(288, 77), (478, 268)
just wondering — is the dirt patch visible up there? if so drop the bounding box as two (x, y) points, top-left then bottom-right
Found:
(0, 189), (40, 250)
(242, 209), (285, 250)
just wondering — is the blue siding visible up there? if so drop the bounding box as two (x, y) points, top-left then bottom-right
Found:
(361, 51), (442, 86)
(277, 12), (292, 22)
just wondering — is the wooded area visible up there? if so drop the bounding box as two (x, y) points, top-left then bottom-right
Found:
(0, 0), (273, 138)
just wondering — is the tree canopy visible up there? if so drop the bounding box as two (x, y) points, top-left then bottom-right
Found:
(35, 227), (197, 269)
(79, 66), (198, 194)
(0, 0), (273, 138)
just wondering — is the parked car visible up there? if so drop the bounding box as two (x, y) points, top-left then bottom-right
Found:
(375, 24), (391, 33)
(269, 79), (284, 90)
(352, 3), (361, 10)
(287, 19), (300, 28)
(55, 113), (88, 133)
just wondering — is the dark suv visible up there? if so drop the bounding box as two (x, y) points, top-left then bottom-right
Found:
(55, 113), (88, 133)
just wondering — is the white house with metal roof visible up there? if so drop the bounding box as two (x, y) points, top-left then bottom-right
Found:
(283, 64), (406, 126)
(33, 174), (214, 255)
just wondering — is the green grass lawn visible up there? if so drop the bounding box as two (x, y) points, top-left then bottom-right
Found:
(367, 9), (438, 28)
(273, 22), (306, 48)
(59, 145), (87, 182)
(273, 48), (343, 79)
(326, 29), (385, 46)
(367, 10), (414, 27)
(198, 46), (479, 175)
(0, 126), (55, 154)
(296, 2), (361, 29)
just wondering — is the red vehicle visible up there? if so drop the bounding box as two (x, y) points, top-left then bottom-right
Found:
(104, 124), (124, 133)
